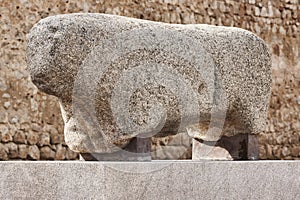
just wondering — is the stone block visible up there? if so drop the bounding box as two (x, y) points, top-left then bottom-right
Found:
(13, 131), (26, 144)
(18, 144), (28, 159)
(40, 146), (55, 160)
(37, 132), (50, 147)
(0, 144), (8, 160)
(26, 131), (39, 145)
(55, 144), (66, 160)
(0, 161), (299, 199)
(5, 142), (18, 159)
(27, 145), (40, 160)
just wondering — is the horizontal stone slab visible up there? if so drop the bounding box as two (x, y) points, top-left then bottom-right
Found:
(0, 161), (299, 199)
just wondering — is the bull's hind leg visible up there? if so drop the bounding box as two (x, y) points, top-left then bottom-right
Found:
(192, 134), (259, 160)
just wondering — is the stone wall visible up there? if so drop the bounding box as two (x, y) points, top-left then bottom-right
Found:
(0, 0), (299, 160)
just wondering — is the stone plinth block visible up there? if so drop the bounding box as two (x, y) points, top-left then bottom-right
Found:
(26, 13), (271, 159)
(0, 161), (299, 199)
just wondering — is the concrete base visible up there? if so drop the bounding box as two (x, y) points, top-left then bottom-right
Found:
(0, 161), (299, 199)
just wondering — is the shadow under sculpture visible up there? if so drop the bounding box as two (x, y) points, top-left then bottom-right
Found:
(26, 13), (271, 161)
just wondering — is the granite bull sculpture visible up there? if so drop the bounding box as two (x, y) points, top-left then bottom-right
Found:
(26, 13), (271, 160)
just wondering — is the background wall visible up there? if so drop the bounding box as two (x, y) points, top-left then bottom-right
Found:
(0, 0), (299, 160)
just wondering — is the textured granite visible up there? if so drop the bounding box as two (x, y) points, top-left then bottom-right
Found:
(26, 13), (272, 154)
(0, 161), (299, 199)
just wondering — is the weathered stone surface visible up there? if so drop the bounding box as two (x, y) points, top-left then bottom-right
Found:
(27, 13), (272, 156)
(49, 127), (63, 144)
(40, 146), (55, 160)
(55, 144), (66, 160)
(0, 125), (10, 143)
(18, 144), (28, 159)
(5, 142), (18, 159)
(65, 148), (79, 160)
(13, 131), (26, 144)
(0, 143), (8, 160)
(26, 131), (39, 145)
(0, 161), (299, 199)
(27, 145), (40, 160)
(37, 132), (50, 147)
(31, 123), (42, 132)
(152, 132), (192, 159)
(0, 108), (8, 124)
(1, 132), (13, 142)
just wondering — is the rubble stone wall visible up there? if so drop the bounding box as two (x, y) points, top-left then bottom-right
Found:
(0, 0), (299, 160)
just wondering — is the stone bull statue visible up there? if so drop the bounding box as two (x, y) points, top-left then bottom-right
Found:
(26, 13), (271, 161)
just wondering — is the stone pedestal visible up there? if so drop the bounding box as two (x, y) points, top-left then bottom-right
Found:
(0, 161), (299, 199)
(192, 134), (259, 160)
(80, 137), (151, 161)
